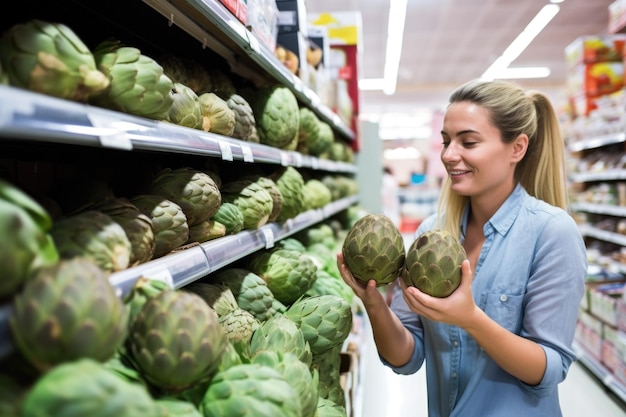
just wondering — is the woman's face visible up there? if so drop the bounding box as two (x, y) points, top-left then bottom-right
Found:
(440, 101), (520, 200)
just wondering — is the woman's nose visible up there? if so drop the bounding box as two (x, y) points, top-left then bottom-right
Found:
(441, 143), (459, 162)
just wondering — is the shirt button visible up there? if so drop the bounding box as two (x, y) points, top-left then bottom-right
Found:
(453, 340), (459, 347)
(500, 294), (508, 302)
(452, 372), (457, 378)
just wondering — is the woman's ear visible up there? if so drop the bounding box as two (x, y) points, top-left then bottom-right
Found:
(511, 133), (528, 162)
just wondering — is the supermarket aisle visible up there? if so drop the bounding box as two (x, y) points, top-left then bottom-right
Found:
(356, 322), (626, 417)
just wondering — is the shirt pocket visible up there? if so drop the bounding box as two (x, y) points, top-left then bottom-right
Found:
(482, 293), (524, 333)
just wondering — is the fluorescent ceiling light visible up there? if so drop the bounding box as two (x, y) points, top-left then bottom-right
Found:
(491, 66), (551, 79)
(383, 0), (408, 95)
(359, 0), (407, 94)
(481, 4), (559, 80)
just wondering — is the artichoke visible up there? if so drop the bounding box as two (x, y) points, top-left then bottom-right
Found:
(0, 19), (109, 102)
(249, 313), (312, 366)
(21, 358), (161, 417)
(130, 194), (189, 258)
(251, 351), (318, 417)
(200, 363), (301, 417)
(10, 258), (129, 372)
(148, 167), (221, 227)
(226, 93), (259, 142)
(310, 120), (334, 156)
(270, 166), (305, 222)
(303, 178), (332, 210)
(296, 107), (321, 154)
(210, 267), (285, 322)
(341, 213), (405, 286)
(402, 229), (467, 297)
(252, 85), (300, 149)
(316, 397), (348, 417)
(185, 283), (259, 344)
(199, 92), (235, 136)
(247, 248), (318, 306)
(92, 197), (156, 266)
(127, 289), (228, 393)
(0, 178), (58, 297)
(123, 276), (171, 325)
(221, 179), (274, 230)
(284, 294), (353, 355)
(187, 219), (226, 243)
(211, 202), (244, 235)
(91, 39), (174, 120)
(156, 398), (203, 417)
(51, 210), (132, 272)
(168, 82), (203, 129)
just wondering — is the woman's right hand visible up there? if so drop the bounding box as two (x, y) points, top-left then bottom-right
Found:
(336, 252), (388, 309)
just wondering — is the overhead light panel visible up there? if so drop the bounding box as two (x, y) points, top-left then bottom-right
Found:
(481, 4), (560, 80)
(491, 66), (551, 79)
(383, 0), (408, 95)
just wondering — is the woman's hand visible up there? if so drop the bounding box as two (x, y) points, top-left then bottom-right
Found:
(336, 252), (387, 309)
(400, 259), (480, 328)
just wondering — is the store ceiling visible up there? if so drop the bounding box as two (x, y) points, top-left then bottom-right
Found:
(306, 0), (617, 118)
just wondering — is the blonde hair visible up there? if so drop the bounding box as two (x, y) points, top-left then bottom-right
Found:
(436, 79), (568, 238)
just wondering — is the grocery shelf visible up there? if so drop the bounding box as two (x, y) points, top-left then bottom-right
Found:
(0, 195), (358, 359)
(568, 133), (626, 153)
(579, 224), (626, 247)
(570, 170), (626, 184)
(0, 85), (355, 174)
(143, 0), (355, 143)
(574, 343), (626, 404)
(571, 202), (626, 218)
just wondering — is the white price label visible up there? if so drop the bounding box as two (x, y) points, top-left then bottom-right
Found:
(292, 152), (303, 167)
(219, 140), (234, 161)
(246, 31), (260, 54)
(311, 157), (319, 170)
(261, 228), (275, 249)
(240, 143), (254, 162)
(280, 151), (290, 166)
(293, 78), (303, 93)
(88, 113), (133, 150)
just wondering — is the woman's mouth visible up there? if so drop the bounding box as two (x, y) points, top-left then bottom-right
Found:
(449, 170), (471, 177)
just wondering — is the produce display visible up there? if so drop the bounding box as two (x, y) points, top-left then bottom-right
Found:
(0, 6), (363, 417)
(403, 229), (466, 298)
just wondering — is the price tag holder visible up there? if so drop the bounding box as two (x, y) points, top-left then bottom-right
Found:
(218, 140), (234, 161)
(88, 113), (133, 150)
(240, 143), (254, 162)
(280, 151), (290, 166)
(142, 269), (175, 289)
(245, 30), (260, 54)
(261, 228), (275, 249)
(292, 152), (303, 167)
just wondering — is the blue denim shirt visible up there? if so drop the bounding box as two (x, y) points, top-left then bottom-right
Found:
(385, 184), (587, 417)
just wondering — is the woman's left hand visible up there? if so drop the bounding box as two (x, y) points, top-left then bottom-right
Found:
(400, 259), (479, 328)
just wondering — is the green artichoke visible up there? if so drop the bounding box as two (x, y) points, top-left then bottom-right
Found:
(402, 229), (467, 297)
(187, 219), (226, 243)
(199, 92), (235, 136)
(247, 248), (318, 306)
(252, 85), (300, 149)
(51, 210), (132, 272)
(21, 358), (161, 417)
(0, 178), (58, 297)
(91, 39), (173, 120)
(130, 194), (189, 258)
(303, 178), (332, 210)
(0, 19), (109, 102)
(148, 167), (221, 227)
(310, 120), (334, 156)
(249, 314), (312, 366)
(221, 179), (274, 230)
(316, 397), (348, 417)
(251, 351), (318, 417)
(211, 202), (244, 235)
(156, 398), (203, 417)
(200, 363), (301, 417)
(296, 107), (321, 154)
(168, 82), (203, 129)
(92, 197), (156, 266)
(285, 294), (353, 355)
(227, 93), (259, 142)
(127, 289), (228, 393)
(210, 267), (285, 322)
(10, 258), (129, 372)
(123, 276), (171, 325)
(270, 166), (305, 222)
(341, 213), (405, 286)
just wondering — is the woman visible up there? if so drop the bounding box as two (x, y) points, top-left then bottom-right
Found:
(337, 79), (586, 417)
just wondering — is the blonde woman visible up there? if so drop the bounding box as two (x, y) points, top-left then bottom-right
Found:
(338, 79), (586, 417)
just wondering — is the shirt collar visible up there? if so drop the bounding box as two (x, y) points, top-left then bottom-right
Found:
(460, 183), (526, 238)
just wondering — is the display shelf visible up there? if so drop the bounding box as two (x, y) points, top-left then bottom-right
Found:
(571, 202), (626, 217)
(144, 0), (355, 143)
(579, 224), (626, 246)
(0, 195), (359, 359)
(0, 85), (355, 174)
(568, 133), (626, 153)
(574, 343), (626, 404)
(570, 170), (626, 183)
